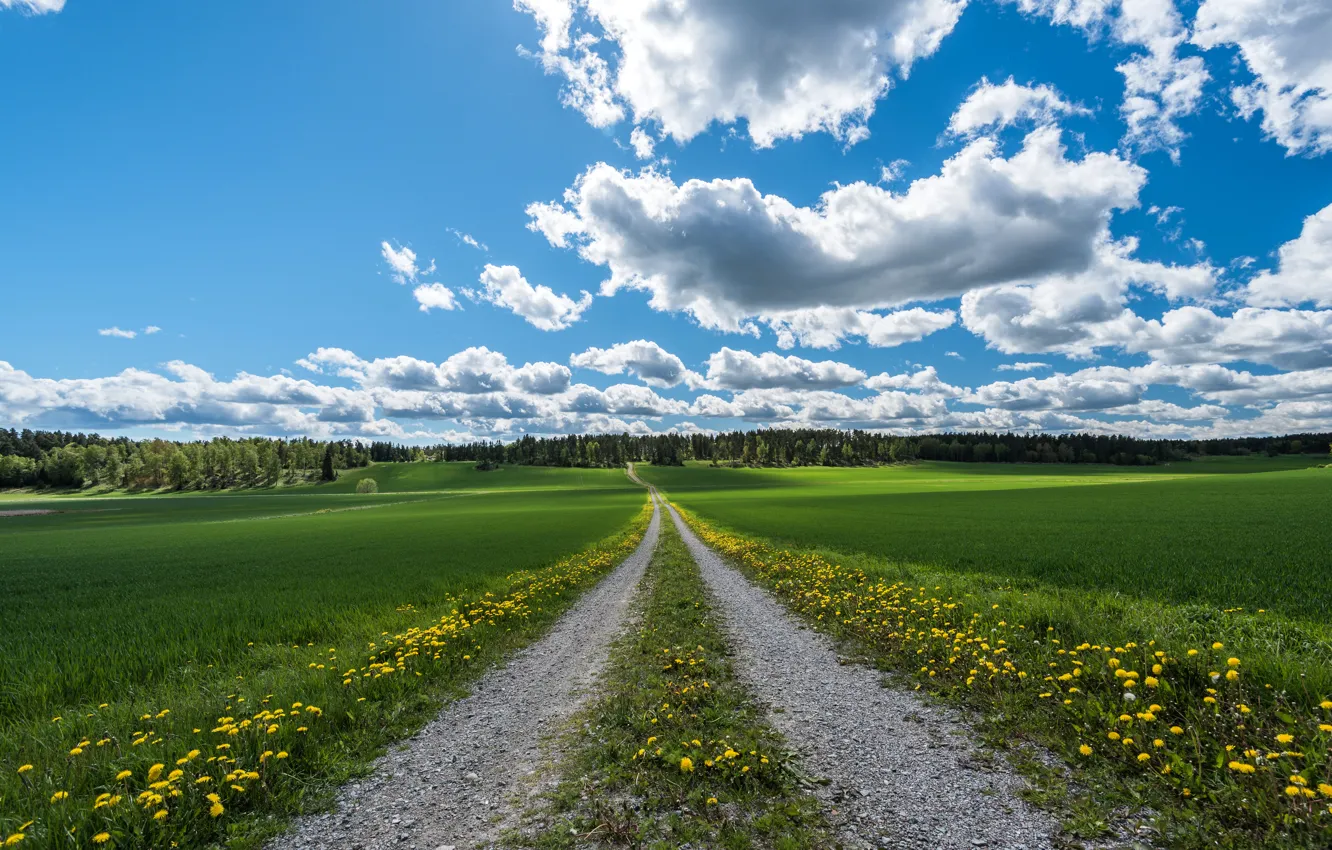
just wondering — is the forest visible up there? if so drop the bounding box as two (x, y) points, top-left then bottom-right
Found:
(1, 426), (1328, 490)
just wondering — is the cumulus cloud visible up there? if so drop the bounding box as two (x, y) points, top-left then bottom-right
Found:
(1006, 0), (1209, 159)
(960, 237), (1217, 358)
(1131, 306), (1332, 371)
(466, 264), (592, 331)
(1107, 399), (1229, 422)
(968, 370), (1147, 411)
(762, 307), (957, 350)
(1193, 0), (1332, 156)
(864, 366), (965, 396)
(515, 0), (966, 147)
(297, 346), (573, 397)
(948, 76), (1089, 137)
(700, 348), (867, 391)
(570, 340), (697, 388)
(381, 241), (434, 285)
(144, 325), (162, 335)
(10, 348), (1332, 439)
(629, 127), (655, 160)
(98, 327), (138, 339)
(0, 359), (384, 436)
(565, 382), (688, 417)
(1244, 203), (1332, 308)
(413, 283), (460, 312)
(529, 127), (1156, 338)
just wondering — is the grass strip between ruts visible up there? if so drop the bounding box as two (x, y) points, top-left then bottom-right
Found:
(511, 505), (833, 850)
(0, 502), (653, 850)
(673, 506), (1332, 850)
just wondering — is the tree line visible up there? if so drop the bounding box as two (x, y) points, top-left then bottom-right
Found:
(439, 429), (1332, 469)
(0, 429), (394, 490)
(2, 427), (1328, 489)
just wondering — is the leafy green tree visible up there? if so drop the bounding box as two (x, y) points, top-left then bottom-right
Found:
(355, 478), (378, 494)
(167, 451), (192, 490)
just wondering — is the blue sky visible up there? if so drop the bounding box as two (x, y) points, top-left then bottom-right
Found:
(2, 0), (1330, 442)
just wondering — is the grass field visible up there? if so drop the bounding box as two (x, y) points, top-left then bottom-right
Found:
(646, 458), (1332, 845)
(0, 463), (645, 848)
(638, 458), (1332, 623)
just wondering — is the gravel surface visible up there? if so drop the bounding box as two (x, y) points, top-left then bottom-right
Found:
(273, 498), (660, 850)
(666, 502), (1061, 850)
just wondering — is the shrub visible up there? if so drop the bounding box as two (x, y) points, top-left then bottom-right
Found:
(355, 478), (378, 494)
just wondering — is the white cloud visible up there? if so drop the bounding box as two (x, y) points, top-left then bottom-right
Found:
(1132, 306), (1332, 371)
(381, 241), (434, 284)
(413, 283), (461, 313)
(1006, 0), (1209, 159)
(1244, 203), (1332, 308)
(10, 347), (1332, 440)
(629, 127), (655, 160)
(864, 366), (965, 396)
(948, 76), (1089, 137)
(144, 325), (162, 335)
(880, 159), (911, 183)
(0, 359), (385, 436)
(996, 361), (1051, 371)
(1149, 204), (1182, 224)
(466, 264), (592, 331)
(701, 348), (867, 391)
(762, 307), (957, 350)
(98, 327), (138, 339)
(968, 370), (1146, 411)
(564, 382), (688, 417)
(960, 237), (1217, 358)
(529, 127), (1156, 339)
(570, 340), (697, 388)
(511, 361), (574, 395)
(297, 346), (573, 397)
(1193, 0), (1332, 156)
(515, 0), (967, 147)
(1154, 364), (1332, 406)
(0, 0), (64, 12)
(1107, 399), (1229, 421)
(448, 229), (490, 252)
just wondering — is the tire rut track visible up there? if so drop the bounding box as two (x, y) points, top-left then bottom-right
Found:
(664, 500), (1060, 850)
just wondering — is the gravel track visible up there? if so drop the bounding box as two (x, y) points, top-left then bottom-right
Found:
(274, 498), (660, 850)
(665, 501), (1061, 850)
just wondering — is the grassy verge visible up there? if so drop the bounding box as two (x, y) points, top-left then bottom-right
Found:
(512, 507), (832, 849)
(0, 502), (652, 850)
(675, 507), (1332, 850)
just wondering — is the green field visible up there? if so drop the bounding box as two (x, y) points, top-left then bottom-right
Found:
(638, 458), (1332, 623)
(0, 462), (646, 847)
(0, 463), (640, 719)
